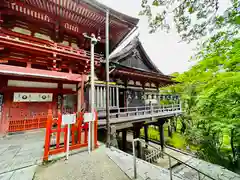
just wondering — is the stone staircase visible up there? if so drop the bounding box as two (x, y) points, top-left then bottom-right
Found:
(106, 147), (188, 180)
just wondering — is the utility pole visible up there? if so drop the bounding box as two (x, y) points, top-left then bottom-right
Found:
(83, 33), (101, 153)
(105, 9), (110, 147)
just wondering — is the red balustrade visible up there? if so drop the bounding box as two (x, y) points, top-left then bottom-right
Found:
(43, 110), (98, 161)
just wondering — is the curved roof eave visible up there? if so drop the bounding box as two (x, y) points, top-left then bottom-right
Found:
(80, 0), (139, 26)
(109, 36), (164, 74)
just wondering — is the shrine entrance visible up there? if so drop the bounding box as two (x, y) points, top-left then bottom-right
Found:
(0, 74), (87, 134)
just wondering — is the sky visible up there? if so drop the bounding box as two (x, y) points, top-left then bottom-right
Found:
(98, 0), (197, 75)
(98, 0), (230, 75)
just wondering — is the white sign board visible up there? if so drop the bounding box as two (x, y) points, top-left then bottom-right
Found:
(13, 93), (53, 102)
(83, 112), (95, 123)
(62, 114), (76, 125)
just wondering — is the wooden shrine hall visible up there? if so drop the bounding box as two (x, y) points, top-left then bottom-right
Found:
(0, 0), (139, 134)
(89, 36), (182, 151)
(0, 0), (182, 149)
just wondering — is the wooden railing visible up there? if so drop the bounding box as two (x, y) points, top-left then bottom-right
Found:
(97, 104), (181, 119)
(0, 28), (103, 61)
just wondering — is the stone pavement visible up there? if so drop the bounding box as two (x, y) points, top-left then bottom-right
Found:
(34, 144), (130, 180)
(0, 130), (45, 180)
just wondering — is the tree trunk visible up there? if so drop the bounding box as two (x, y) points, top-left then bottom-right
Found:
(230, 128), (236, 163)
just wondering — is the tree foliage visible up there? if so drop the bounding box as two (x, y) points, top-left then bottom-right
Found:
(141, 0), (240, 171)
(167, 35), (240, 170)
(139, 0), (240, 41)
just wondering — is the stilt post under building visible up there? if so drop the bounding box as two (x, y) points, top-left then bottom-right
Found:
(144, 125), (149, 148)
(158, 120), (165, 151)
(133, 124), (141, 158)
(122, 129), (127, 151)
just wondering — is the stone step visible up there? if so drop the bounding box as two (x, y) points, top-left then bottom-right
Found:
(106, 147), (188, 180)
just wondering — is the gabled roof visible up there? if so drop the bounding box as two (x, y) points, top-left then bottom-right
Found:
(109, 36), (163, 74)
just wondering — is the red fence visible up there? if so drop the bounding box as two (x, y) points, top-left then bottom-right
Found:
(8, 114), (47, 132)
(43, 110), (98, 161)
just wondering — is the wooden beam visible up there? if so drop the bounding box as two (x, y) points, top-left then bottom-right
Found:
(3, 86), (75, 94)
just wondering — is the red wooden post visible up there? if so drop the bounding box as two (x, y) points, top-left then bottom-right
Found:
(43, 109), (53, 161)
(63, 125), (68, 152)
(84, 122), (88, 144)
(56, 112), (62, 148)
(94, 111), (98, 148)
(81, 79), (85, 108)
(71, 125), (75, 145)
(37, 116), (40, 129)
(78, 112), (83, 144)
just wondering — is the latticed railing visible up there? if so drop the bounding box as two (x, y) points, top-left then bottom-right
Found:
(97, 104), (181, 119)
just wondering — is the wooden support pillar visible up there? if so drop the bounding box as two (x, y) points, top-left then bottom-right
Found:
(116, 86), (119, 108)
(122, 129), (127, 151)
(124, 80), (128, 109)
(0, 77), (8, 135)
(158, 120), (165, 150)
(144, 125), (149, 148)
(136, 127), (141, 158)
(77, 79), (84, 112)
(100, 86), (103, 108)
(133, 123), (142, 158)
(57, 83), (63, 114)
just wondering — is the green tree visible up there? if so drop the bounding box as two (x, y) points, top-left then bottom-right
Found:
(139, 0), (240, 41)
(166, 36), (240, 171)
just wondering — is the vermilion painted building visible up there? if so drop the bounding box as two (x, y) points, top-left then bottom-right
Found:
(0, 0), (138, 134)
(0, 0), (176, 136)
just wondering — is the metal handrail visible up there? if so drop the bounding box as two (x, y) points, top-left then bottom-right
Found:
(132, 138), (216, 180)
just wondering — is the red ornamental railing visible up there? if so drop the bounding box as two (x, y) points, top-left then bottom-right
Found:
(43, 110), (98, 161)
(8, 114), (47, 132)
(0, 29), (103, 62)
